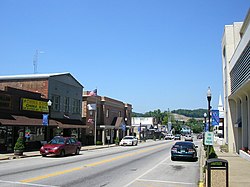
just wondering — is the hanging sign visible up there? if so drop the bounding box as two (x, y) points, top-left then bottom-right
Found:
(42, 114), (49, 126)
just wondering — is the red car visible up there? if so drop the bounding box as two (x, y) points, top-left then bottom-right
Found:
(40, 136), (81, 157)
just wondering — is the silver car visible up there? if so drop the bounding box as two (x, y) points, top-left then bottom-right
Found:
(184, 134), (193, 142)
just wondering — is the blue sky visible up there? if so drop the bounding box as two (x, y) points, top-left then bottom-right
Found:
(0, 1), (249, 113)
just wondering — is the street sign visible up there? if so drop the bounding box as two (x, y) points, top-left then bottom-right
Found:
(121, 124), (126, 131)
(212, 110), (220, 126)
(205, 132), (214, 145)
(205, 123), (209, 132)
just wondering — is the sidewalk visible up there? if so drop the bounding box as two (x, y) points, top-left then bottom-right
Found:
(213, 143), (250, 187)
(0, 144), (116, 161)
(199, 142), (250, 187)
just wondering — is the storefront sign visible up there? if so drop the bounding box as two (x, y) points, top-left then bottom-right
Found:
(21, 98), (49, 112)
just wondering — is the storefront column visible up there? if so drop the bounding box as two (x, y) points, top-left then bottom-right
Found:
(247, 93), (250, 150)
(116, 129), (119, 140)
(236, 98), (242, 152)
(241, 95), (248, 148)
(102, 130), (105, 145)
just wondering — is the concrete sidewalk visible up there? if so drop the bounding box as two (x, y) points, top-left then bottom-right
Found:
(0, 144), (116, 161)
(213, 144), (250, 187)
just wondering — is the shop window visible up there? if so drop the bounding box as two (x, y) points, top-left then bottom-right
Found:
(64, 97), (69, 113)
(52, 95), (60, 111)
(73, 99), (80, 113)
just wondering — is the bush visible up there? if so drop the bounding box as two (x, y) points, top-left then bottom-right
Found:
(14, 137), (25, 150)
(96, 141), (103, 145)
(114, 137), (120, 145)
(220, 144), (228, 152)
(208, 146), (218, 159)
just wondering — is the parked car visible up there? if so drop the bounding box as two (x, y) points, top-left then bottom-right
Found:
(174, 134), (181, 140)
(165, 134), (174, 140)
(119, 136), (138, 146)
(171, 141), (198, 161)
(40, 136), (81, 157)
(184, 134), (193, 142)
(197, 134), (203, 139)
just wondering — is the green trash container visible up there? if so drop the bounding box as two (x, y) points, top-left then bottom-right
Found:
(206, 158), (228, 187)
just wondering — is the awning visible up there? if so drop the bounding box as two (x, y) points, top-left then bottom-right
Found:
(0, 115), (59, 127)
(0, 115), (87, 129)
(58, 124), (87, 129)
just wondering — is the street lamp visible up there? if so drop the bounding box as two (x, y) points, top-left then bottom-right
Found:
(139, 122), (142, 142)
(207, 87), (212, 131)
(206, 87), (212, 159)
(46, 100), (52, 142)
(203, 112), (207, 131)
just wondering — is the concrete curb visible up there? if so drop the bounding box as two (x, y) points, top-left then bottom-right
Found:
(0, 144), (117, 161)
(199, 144), (205, 187)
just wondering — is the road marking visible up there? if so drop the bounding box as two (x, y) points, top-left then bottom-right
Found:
(0, 179), (59, 187)
(137, 179), (196, 185)
(20, 143), (169, 183)
(123, 155), (170, 187)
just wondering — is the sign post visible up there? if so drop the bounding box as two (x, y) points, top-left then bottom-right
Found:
(205, 132), (214, 145)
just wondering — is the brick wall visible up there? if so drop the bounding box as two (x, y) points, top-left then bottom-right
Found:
(0, 79), (49, 98)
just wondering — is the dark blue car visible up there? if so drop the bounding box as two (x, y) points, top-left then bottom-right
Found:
(171, 141), (198, 161)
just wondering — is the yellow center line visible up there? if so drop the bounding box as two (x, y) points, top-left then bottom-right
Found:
(20, 143), (168, 183)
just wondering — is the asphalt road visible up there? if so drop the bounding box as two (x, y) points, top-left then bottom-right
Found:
(0, 139), (202, 187)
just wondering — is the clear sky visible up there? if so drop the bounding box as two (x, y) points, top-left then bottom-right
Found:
(0, 1), (249, 113)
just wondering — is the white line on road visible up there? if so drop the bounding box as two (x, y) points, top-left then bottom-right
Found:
(137, 178), (196, 185)
(0, 180), (59, 187)
(123, 155), (170, 187)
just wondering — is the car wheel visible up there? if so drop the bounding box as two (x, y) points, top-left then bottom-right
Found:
(60, 150), (65, 157)
(171, 157), (176, 161)
(132, 142), (134, 146)
(41, 154), (46, 157)
(75, 148), (80, 155)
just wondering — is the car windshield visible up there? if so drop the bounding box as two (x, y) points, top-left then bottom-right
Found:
(49, 137), (65, 144)
(123, 137), (133, 140)
(174, 142), (193, 148)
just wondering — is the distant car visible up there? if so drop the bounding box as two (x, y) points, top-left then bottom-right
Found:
(197, 134), (203, 139)
(40, 136), (81, 157)
(174, 134), (181, 140)
(165, 134), (174, 140)
(119, 136), (138, 146)
(171, 141), (198, 161)
(184, 134), (193, 142)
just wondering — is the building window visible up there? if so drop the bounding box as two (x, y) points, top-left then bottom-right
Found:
(119, 111), (121, 117)
(106, 109), (109, 118)
(52, 95), (60, 111)
(73, 99), (80, 113)
(64, 97), (69, 113)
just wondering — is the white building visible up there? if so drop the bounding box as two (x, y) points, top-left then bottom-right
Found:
(222, 9), (250, 153)
(131, 117), (157, 139)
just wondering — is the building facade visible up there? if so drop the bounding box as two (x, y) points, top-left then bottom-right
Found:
(82, 92), (132, 145)
(131, 117), (157, 140)
(222, 10), (250, 153)
(0, 73), (85, 152)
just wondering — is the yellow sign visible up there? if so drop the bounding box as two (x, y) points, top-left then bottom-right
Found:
(21, 98), (49, 113)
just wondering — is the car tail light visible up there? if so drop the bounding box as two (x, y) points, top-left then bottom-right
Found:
(171, 148), (177, 153)
(188, 149), (195, 153)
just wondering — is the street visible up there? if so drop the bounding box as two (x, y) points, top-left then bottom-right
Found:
(0, 139), (202, 187)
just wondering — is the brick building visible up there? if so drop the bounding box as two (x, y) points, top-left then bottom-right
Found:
(0, 73), (86, 152)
